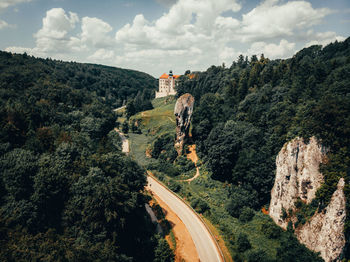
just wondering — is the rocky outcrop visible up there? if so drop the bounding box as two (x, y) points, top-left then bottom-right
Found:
(296, 178), (346, 262)
(269, 137), (346, 262)
(174, 93), (194, 155)
(269, 137), (327, 229)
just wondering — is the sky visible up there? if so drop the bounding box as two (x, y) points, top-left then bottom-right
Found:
(0, 0), (349, 77)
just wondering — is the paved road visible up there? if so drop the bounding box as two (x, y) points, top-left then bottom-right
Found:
(146, 175), (223, 262)
(115, 128), (223, 261)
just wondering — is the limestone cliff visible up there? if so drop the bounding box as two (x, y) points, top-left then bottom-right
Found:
(296, 178), (346, 262)
(269, 137), (327, 229)
(269, 137), (346, 262)
(174, 93), (194, 155)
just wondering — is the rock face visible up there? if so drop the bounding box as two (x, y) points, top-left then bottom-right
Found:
(269, 136), (346, 262)
(174, 93), (194, 155)
(296, 178), (346, 262)
(269, 137), (327, 229)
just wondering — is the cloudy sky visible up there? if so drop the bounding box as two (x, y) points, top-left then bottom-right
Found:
(1, 0), (349, 77)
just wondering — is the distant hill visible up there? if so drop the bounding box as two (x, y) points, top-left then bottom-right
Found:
(0, 51), (157, 108)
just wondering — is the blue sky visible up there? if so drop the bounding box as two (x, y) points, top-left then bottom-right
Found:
(0, 0), (349, 76)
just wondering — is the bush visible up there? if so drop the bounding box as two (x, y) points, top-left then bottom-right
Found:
(239, 207), (255, 222)
(168, 181), (181, 193)
(190, 197), (210, 214)
(175, 156), (196, 173)
(152, 204), (165, 220)
(237, 233), (251, 252)
(246, 249), (269, 262)
(154, 235), (174, 262)
(261, 220), (282, 239)
(226, 187), (258, 218)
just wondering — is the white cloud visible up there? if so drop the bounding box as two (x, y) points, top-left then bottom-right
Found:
(88, 48), (115, 61)
(248, 39), (296, 59)
(81, 17), (114, 48)
(35, 8), (78, 39)
(305, 31), (346, 47)
(215, 16), (240, 30)
(33, 8), (79, 53)
(0, 19), (9, 29)
(219, 46), (237, 64)
(116, 14), (153, 45)
(239, 0), (332, 42)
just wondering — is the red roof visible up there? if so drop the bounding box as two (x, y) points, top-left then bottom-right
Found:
(159, 73), (182, 79)
(159, 73), (169, 79)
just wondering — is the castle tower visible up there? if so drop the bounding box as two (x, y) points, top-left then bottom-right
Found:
(155, 70), (180, 98)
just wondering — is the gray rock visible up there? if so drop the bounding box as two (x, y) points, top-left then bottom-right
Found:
(174, 93), (194, 155)
(269, 137), (346, 262)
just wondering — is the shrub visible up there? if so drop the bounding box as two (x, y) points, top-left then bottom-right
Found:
(246, 249), (269, 262)
(152, 204), (165, 220)
(261, 220), (282, 239)
(237, 233), (251, 252)
(239, 207), (255, 222)
(226, 187), (257, 218)
(168, 181), (181, 193)
(191, 197), (210, 214)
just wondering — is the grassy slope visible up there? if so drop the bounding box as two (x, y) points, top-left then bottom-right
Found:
(128, 96), (282, 260)
(129, 96), (176, 166)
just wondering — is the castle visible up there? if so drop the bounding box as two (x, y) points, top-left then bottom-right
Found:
(155, 70), (180, 98)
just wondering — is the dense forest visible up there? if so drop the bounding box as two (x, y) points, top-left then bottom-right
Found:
(0, 51), (173, 261)
(174, 37), (350, 260)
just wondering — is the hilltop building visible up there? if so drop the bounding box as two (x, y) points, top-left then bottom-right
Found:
(155, 70), (180, 98)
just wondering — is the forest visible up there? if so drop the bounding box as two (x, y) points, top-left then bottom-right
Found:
(0, 51), (173, 261)
(175, 37), (350, 260)
(1, 35), (350, 261)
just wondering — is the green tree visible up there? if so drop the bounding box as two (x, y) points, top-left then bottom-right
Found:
(122, 121), (129, 134)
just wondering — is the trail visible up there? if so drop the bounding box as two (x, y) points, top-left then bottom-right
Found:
(181, 145), (200, 183)
(113, 105), (126, 112)
(114, 128), (129, 154)
(168, 116), (176, 123)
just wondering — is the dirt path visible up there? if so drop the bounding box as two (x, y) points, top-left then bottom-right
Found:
(167, 116), (176, 123)
(114, 128), (129, 154)
(182, 145), (200, 183)
(148, 190), (200, 262)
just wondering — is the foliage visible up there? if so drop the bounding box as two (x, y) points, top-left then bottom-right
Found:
(239, 207), (255, 222)
(176, 38), (350, 259)
(237, 233), (251, 252)
(154, 235), (174, 262)
(190, 197), (210, 214)
(0, 51), (169, 261)
(276, 234), (323, 262)
(122, 120), (129, 134)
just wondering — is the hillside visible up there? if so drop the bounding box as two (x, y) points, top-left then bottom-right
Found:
(126, 38), (350, 262)
(177, 38), (350, 261)
(0, 52), (172, 261)
(0, 51), (156, 109)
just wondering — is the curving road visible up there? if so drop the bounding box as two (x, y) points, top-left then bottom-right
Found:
(146, 175), (223, 262)
(115, 129), (223, 262)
